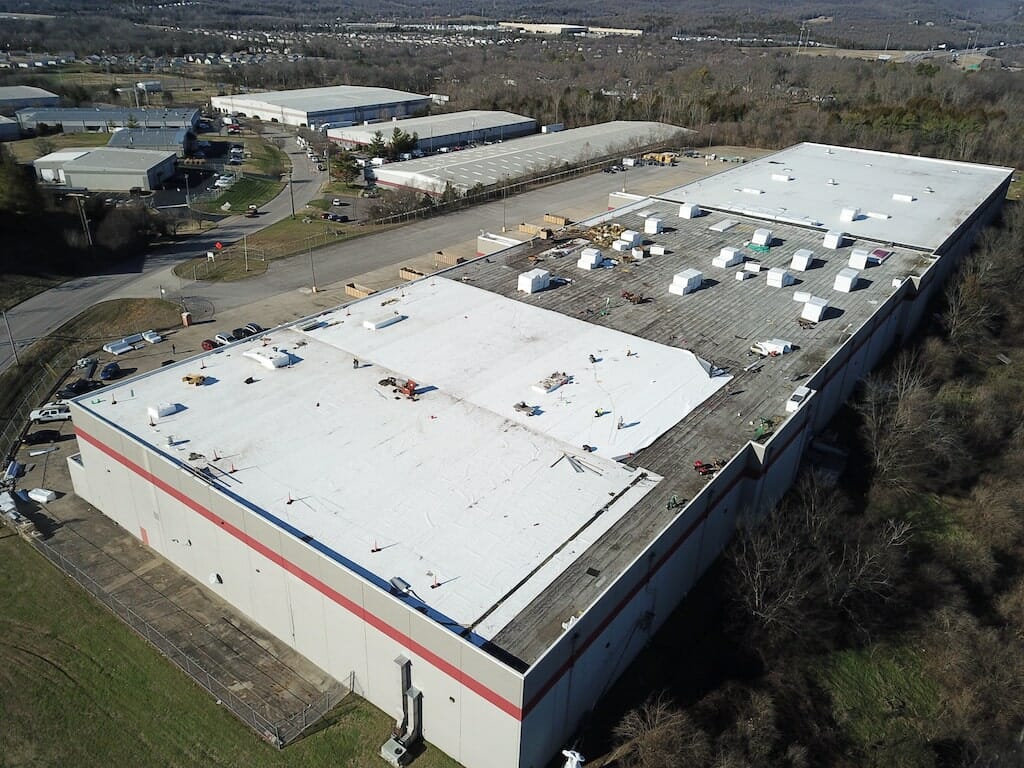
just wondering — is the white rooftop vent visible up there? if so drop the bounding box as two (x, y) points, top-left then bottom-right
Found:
(517, 268), (550, 294)
(826, 178), (838, 185)
(790, 249), (814, 271)
(649, 244), (666, 257)
(243, 348), (292, 368)
(741, 187), (764, 195)
(678, 202), (701, 219)
(620, 229), (642, 247)
(771, 173), (793, 182)
(708, 219), (738, 233)
(834, 267), (860, 293)
(362, 314), (406, 331)
(669, 269), (703, 295)
(823, 230), (845, 249)
(752, 228), (772, 247)
(767, 267), (795, 288)
(643, 217), (663, 235)
(713, 246), (743, 268)
(865, 211), (891, 220)
(801, 296), (828, 323)
(840, 207), (860, 223)
(892, 193), (915, 203)
(147, 402), (179, 420)
(849, 249), (871, 270)
(577, 247), (602, 270)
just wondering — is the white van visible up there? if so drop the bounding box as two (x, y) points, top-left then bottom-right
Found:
(30, 403), (71, 423)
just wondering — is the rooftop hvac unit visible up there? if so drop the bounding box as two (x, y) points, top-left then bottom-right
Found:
(649, 244), (666, 256)
(751, 228), (772, 247)
(840, 207), (860, 223)
(713, 246), (743, 268)
(611, 239), (630, 252)
(620, 229), (641, 247)
(243, 348), (292, 368)
(834, 267), (860, 293)
(363, 315), (406, 331)
(643, 217), (663, 234)
(577, 247), (603, 270)
(631, 247), (645, 260)
(849, 249), (871, 270)
(147, 402), (179, 419)
(767, 267), (795, 288)
(679, 202), (701, 219)
(518, 268), (550, 294)
(790, 249), (814, 271)
(801, 296), (828, 322)
(669, 269), (703, 295)
(823, 230), (845, 249)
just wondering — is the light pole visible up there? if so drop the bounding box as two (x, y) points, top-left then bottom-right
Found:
(288, 170), (296, 218)
(2, 309), (19, 366)
(308, 241), (317, 293)
(68, 193), (93, 247)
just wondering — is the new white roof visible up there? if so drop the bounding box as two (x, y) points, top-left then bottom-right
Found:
(327, 109), (535, 144)
(34, 149), (90, 165)
(658, 142), (1013, 251)
(83, 277), (728, 639)
(373, 120), (688, 192)
(212, 85), (429, 115)
(62, 147), (176, 172)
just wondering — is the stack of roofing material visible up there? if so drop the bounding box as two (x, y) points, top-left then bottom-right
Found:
(752, 228), (773, 247)
(790, 249), (814, 271)
(767, 267), (795, 288)
(577, 247), (603, 270)
(644, 217), (663, 234)
(678, 202), (701, 219)
(713, 246), (744, 268)
(834, 267), (860, 293)
(848, 249), (871, 269)
(668, 269), (703, 295)
(823, 230), (845, 249)
(518, 268), (550, 294)
(801, 296), (829, 322)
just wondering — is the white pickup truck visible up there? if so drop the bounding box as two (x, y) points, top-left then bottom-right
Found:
(30, 402), (71, 423)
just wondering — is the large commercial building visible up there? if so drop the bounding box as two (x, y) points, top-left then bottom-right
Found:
(0, 85), (59, 115)
(34, 147), (177, 190)
(210, 86), (431, 129)
(16, 106), (200, 133)
(327, 110), (537, 153)
(371, 120), (686, 194)
(0, 115), (20, 141)
(66, 144), (1010, 768)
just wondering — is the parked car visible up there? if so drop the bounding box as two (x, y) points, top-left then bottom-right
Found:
(332, 198), (342, 206)
(246, 204), (259, 217)
(99, 362), (121, 381)
(232, 327), (253, 339)
(201, 339), (220, 351)
(29, 403), (71, 423)
(24, 429), (61, 445)
(228, 158), (242, 165)
(58, 378), (102, 399)
(244, 323), (265, 335)
(214, 332), (235, 346)
(77, 357), (98, 378)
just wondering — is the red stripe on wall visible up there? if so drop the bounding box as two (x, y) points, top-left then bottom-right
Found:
(75, 427), (523, 721)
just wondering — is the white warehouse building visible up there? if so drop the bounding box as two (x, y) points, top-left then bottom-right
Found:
(33, 146), (177, 190)
(210, 85), (431, 128)
(66, 144), (1011, 768)
(327, 110), (537, 153)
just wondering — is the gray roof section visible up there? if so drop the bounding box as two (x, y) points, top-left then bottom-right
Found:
(373, 120), (689, 192)
(17, 106), (199, 125)
(63, 147), (177, 172)
(658, 142), (1014, 252)
(0, 85), (59, 101)
(328, 110), (536, 144)
(107, 127), (192, 148)
(213, 85), (429, 113)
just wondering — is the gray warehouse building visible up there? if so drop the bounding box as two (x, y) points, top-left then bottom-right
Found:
(34, 147), (177, 190)
(107, 126), (196, 157)
(63, 144), (1010, 768)
(210, 85), (430, 128)
(0, 115), (20, 141)
(0, 85), (60, 115)
(327, 110), (537, 153)
(17, 107), (200, 134)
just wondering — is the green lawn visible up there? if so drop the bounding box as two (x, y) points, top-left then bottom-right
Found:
(0, 533), (460, 768)
(820, 646), (940, 767)
(197, 177), (283, 214)
(6, 131), (111, 162)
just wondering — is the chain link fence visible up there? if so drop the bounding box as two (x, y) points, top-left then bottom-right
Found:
(28, 533), (347, 746)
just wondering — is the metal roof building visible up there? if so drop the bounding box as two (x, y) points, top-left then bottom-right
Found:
(0, 85), (59, 115)
(106, 126), (196, 157)
(327, 110), (537, 153)
(0, 115), (20, 141)
(371, 120), (688, 194)
(210, 85), (431, 129)
(64, 144), (1010, 768)
(16, 106), (200, 133)
(34, 146), (177, 190)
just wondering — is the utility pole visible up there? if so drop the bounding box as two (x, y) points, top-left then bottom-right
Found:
(308, 242), (318, 293)
(288, 170), (296, 218)
(69, 193), (93, 247)
(243, 233), (249, 272)
(2, 310), (19, 366)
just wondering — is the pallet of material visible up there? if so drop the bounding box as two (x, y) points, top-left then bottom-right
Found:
(543, 213), (570, 226)
(344, 282), (377, 298)
(399, 267), (427, 281)
(434, 252), (466, 267)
